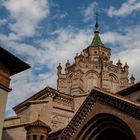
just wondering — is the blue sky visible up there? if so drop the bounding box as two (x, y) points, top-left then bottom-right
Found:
(0, 0), (140, 117)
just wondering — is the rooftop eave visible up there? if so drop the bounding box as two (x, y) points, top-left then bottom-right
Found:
(90, 44), (104, 47)
(0, 47), (30, 76)
(116, 82), (140, 96)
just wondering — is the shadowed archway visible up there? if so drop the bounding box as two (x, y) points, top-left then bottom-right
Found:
(76, 113), (136, 140)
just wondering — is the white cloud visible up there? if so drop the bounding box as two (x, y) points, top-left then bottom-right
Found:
(107, 0), (140, 17)
(0, 19), (7, 25)
(2, 0), (50, 38)
(83, 2), (98, 21)
(101, 25), (140, 82)
(39, 28), (92, 68)
(102, 25), (140, 50)
(52, 10), (68, 20)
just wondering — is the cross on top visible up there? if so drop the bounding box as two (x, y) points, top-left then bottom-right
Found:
(95, 11), (99, 30)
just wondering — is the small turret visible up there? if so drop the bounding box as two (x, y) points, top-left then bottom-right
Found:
(79, 52), (83, 57)
(123, 62), (129, 72)
(57, 63), (62, 75)
(24, 119), (51, 140)
(130, 74), (135, 84)
(116, 59), (122, 68)
(66, 60), (70, 67)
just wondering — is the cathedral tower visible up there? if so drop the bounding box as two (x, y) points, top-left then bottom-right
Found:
(57, 17), (135, 95)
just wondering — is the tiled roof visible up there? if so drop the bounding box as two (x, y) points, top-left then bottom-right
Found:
(0, 47), (30, 76)
(117, 82), (140, 96)
(30, 120), (49, 127)
(90, 31), (103, 47)
(25, 119), (51, 132)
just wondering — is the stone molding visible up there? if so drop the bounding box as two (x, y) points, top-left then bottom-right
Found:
(13, 86), (73, 114)
(0, 83), (11, 92)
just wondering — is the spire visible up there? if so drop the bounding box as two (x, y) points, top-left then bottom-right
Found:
(95, 12), (99, 32)
(90, 12), (103, 47)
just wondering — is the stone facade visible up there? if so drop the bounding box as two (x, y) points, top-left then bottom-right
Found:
(58, 88), (140, 140)
(2, 87), (75, 140)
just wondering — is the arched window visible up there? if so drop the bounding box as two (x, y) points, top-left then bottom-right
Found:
(85, 72), (99, 93)
(27, 136), (30, 140)
(87, 77), (97, 93)
(76, 113), (136, 140)
(40, 135), (44, 140)
(109, 74), (118, 92)
(32, 135), (37, 140)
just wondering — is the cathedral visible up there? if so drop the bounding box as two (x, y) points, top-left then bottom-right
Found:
(2, 19), (140, 140)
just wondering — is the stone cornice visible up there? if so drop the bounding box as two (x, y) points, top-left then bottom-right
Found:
(0, 83), (11, 92)
(74, 94), (88, 98)
(27, 100), (49, 105)
(117, 82), (140, 96)
(95, 88), (140, 117)
(53, 106), (74, 113)
(54, 95), (73, 105)
(13, 86), (73, 113)
(58, 88), (140, 140)
(3, 122), (29, 130)
(4, 116), (20, 121)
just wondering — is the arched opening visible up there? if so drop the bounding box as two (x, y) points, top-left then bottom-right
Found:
(87, 77), (98, 92)
(84, 71), (99, 93)
(95, 127), (129, 140)
(76, 113), (136, 140)
(109, 74), (118, 92)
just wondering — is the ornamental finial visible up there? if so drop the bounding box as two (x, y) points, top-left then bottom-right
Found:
(95, 11), (99, 32)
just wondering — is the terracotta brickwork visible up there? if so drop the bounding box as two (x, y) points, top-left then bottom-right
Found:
(59, 88), (140, 140)
(57, 34), (134, 96)
(71, 102), (140, 140)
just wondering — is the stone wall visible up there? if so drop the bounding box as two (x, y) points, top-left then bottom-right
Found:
(2, 126), (26, 140)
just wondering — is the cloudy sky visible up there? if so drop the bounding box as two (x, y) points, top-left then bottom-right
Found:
(1, 0), (140, 117)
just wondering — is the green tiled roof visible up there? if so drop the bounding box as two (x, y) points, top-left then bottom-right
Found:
(90, 31), (103, 46)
